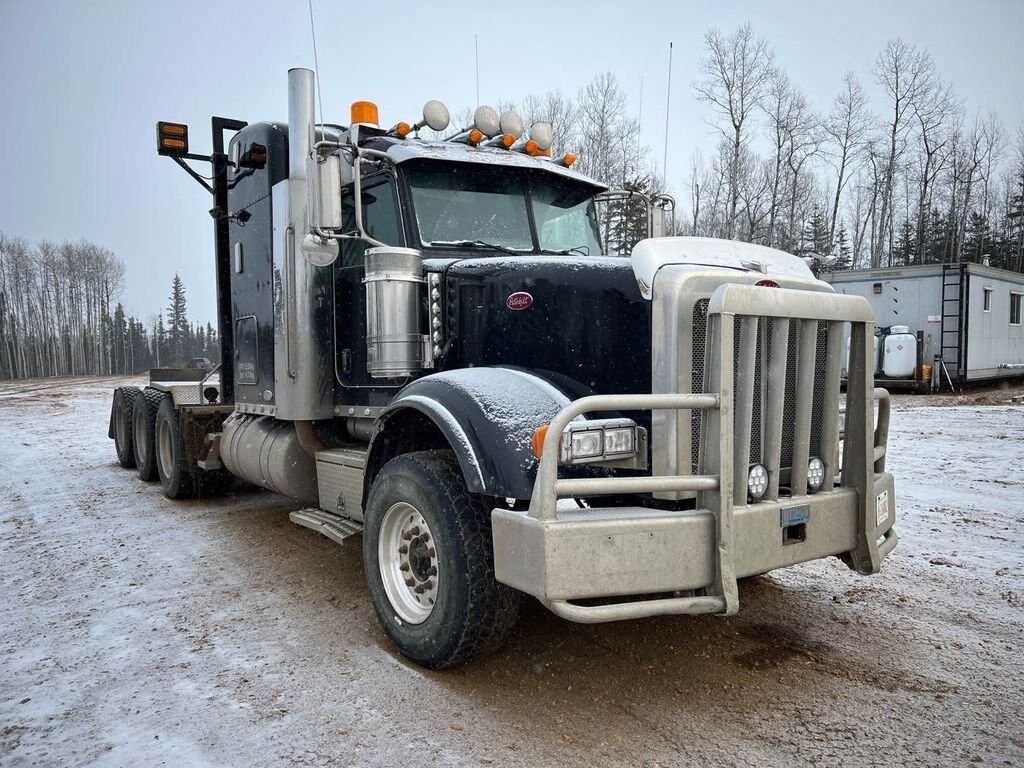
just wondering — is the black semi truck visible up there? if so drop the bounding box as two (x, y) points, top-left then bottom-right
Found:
(109, 68), (897, 668)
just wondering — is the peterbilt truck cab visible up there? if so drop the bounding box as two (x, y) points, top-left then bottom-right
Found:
(110, 68), (897, 668)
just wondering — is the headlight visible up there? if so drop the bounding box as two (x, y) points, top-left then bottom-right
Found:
(532, 418), (640, 465)
(748, 463), (768, 501)
(807, 456), (825, 492)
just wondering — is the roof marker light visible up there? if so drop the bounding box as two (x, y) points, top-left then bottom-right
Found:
(350, 101), (379, 126)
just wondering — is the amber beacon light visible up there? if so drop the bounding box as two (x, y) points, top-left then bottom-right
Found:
(156, 121), (189, 156)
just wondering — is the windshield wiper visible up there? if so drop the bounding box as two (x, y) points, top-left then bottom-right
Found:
(539, 245), (591, 257)
(427, 239), (527, 257)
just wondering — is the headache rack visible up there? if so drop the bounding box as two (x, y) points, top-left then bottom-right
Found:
(494, 283), (895, 623)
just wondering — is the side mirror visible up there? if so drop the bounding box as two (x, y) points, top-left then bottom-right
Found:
(307, 154), (342, 230)
(303, 153), (342, 266)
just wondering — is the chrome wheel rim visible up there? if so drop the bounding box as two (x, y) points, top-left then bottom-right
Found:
(378, 502), (438, 625)
(157, 418), (173, 478)
(115, 406), (127, 449)
(134, 408), (147, 465)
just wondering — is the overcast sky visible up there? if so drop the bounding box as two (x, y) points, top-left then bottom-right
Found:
(2, 0), (1022, 323)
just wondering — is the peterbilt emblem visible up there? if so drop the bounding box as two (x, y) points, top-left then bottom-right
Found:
(756, 279), (780, 288)
(506, 292), (533, 310)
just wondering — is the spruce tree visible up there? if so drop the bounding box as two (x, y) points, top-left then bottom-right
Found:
(166, 274), (188, 367)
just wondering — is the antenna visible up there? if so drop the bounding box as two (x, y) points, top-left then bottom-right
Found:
(475, 34), (480, 105)
(636, 75), (643, 177)
(307, 0), (325, 128)
(662, 41), (673, 188)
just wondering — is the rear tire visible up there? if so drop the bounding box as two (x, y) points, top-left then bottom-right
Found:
(112, 387), (141, 469)
(154, 396), (195, 499)
(362, 450), (521, 669)
(133, 388), (166, 482)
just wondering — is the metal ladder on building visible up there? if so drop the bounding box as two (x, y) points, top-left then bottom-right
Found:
(939, 263), (966, 389)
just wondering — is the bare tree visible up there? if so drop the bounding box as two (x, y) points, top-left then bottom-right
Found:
(694, 22), (775, 240)
(872, 39), (937, 266)
(823, 72), (874, 246)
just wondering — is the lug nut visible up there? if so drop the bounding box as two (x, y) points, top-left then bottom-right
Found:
(404, 578), (415, 587)
(426, 547), (435, 558)
(427, 566), (437, 576)
(399, 563), (409, 572)
(398, 545), (408, 554)
(422, 580), (434, 591)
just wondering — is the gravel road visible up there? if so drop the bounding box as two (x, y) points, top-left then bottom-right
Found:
(1, 376), (1022, 767)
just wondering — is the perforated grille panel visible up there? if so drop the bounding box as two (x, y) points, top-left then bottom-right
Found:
(689, 297), (831, 483)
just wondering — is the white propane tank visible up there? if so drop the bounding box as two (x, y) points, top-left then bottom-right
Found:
(846, 335), (880, 376)
(883, 326), (917, 378)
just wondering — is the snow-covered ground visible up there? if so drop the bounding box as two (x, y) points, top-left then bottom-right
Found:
(1, 376), (1022, 767)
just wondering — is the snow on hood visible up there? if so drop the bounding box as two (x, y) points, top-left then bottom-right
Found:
(630, 237), (816, 300)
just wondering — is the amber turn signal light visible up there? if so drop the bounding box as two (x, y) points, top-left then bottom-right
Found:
(531, 425), (550, 459)
(156, 121), (189, 156)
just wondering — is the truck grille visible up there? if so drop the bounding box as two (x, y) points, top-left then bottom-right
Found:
(690, 299), (834, 492)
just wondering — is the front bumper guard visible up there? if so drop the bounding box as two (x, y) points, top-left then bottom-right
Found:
(491, 284), (898, 623)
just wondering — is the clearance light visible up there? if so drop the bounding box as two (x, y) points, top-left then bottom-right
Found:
(531, 419), (639, 465)
(501, 133), (515, 148)
(468, 129), (485, 145)
(561, 153), (577, 167)
(525, 139), (539, 155)
(350, 100), (379, 126)
(156, 121), (189, 156)
(394, 121), (411, 138)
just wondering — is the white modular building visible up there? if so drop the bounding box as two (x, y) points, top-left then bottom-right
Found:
(821, 262), (1024, 386)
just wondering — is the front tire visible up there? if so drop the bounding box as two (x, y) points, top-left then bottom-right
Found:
(362, 450), (521, 669)
(154, 396), (194, 499)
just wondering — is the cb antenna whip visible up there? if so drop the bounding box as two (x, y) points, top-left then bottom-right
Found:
(308, 0), (325, 129)
(662, 41), (673, 188)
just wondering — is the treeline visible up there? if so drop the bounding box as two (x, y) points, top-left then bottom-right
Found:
(687, 26), (1024, 272)
(0, 234), (218, 380)
(443, 26), (1023, 271)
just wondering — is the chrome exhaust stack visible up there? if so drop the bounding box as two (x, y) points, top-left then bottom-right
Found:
(272, 67), (334, 422)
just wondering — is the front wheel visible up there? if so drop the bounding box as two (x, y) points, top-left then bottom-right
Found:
(362, 450), (521, 669)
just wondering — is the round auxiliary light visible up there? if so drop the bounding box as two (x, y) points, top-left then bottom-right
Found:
(808, 456), (825, 492)
(499, 110), (525, 139)
(748, 463), (769, 502)
(530, 121), (553, 151)
(422, 100), (450, 132)
(473, 105), (501, 137)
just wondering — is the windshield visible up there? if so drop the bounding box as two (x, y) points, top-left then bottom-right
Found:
(407, 165), (533, 250)
(530, 178), (602, 255)
(406, 162), (602, 255)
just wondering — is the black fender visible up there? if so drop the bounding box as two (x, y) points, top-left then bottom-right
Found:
(367, 367), (574, 501)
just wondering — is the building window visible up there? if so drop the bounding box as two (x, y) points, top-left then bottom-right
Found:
(1011, 293), (1022, 326)
(983, 288), (993, 312)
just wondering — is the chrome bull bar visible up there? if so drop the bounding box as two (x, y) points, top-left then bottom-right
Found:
(494, 284), (895, 623)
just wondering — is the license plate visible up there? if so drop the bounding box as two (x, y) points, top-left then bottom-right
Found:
(780, 504), (809, 527)
(876, 490), (890, 527)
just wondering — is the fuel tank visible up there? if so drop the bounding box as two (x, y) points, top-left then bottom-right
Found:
(220, 412), (319, 503)
(441, 256), (651, 399)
